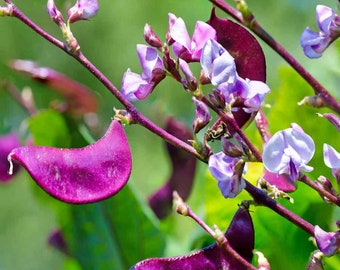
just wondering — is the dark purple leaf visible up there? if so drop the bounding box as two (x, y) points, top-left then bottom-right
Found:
(208, 8), (266, 129)
(148, 117), (197, 219)
(0, 132), (20, 182)
(8, 120), (132, 203)
(131, 206), (254, 269)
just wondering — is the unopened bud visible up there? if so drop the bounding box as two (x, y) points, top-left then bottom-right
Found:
(208, 88), (226, 109)
(221, 136), (244, 158)
(47, 0), (65, 26)
(144, 24), (163, 48)
(179, 59), (197, 91)
(173, 191), (188, 216)
(192, 97), (210, 133)
(298, 95), (325, 108)
(307, 251), (324, 270)
(317, 113), (340, 133)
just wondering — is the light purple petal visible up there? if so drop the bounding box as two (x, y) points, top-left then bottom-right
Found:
(262, 132), (286, 172)
(136, 44), (162, 80)
(208, 152), (245, 198)
(300, 28), (330, 58)
(121, 69), (149, 102)
(190, 21), (216, 61)
(323, 144), (340, 168)
(68, 0), (98, 23)
(316, 5), (335, 35)
(314, 225), (339, 256)
(200, 39), (236, 86)
(170, 16), (191, 53)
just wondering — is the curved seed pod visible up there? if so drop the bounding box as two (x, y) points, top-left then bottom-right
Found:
(208, 8), (266, 129)
(8, 120), (132, 203)
(130, 206), (254, 269)
(0, 133), (20, 182)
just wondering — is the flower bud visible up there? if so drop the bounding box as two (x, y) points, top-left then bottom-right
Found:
(144, 24), (163, 48)
(192, 97), (210, 133)
(47, 0), (65, 26)
(307, 251), (324, 270)
(298, 95), (325, 108)
(318, 113), (340, 133)
(221, 136), (244, 158)
(68, 0), (99, 24)
(0, 132), (20, 182)
(179, 59), (197, 91)
(255, 251), (271, 270)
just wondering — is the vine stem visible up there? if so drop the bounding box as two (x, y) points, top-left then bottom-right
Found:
(173, 191), (258, 270)
(6, 0), (318, 237)
(7, 1), (202, 161)
(209, 0), (340, 114)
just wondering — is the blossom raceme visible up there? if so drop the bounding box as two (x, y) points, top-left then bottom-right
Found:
(68, 0), (99, 23)
(314, 225), (340, 256)
(168, 13), (217, 62)
(121, 45), (166, 101)
(208, 152), (246, 198)
(262, 123), (315, 183)
(300, 5), (340, 58)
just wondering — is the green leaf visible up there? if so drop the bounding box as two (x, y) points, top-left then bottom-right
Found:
(27, 109), (71, 147)
(63, 183), (165, 270)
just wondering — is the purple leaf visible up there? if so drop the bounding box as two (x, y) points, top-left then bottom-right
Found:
(8, 120), (132, 203)
(131, 206), (254, 269)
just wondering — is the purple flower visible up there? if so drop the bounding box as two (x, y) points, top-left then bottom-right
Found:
(192, 97), (210, 133)
(219, 76), (270, 113)
(208, 152), (246, 198)
(262, 123), (315, 182)
(169, 13), (216, 62)
(300, 5), (340, 58)
(200, 39), (237, 86)
(314, 225), (340, 256)
(121, 45), (165, 101)
(68, 0), (99, 24)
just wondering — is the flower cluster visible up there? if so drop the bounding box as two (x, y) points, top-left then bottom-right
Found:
(300, 5), (340, 58)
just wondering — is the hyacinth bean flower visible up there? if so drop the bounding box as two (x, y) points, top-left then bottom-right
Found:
(8, 120), (132, 203)
(0, 133), (20, 182)
(200, 39), (270, 112)
(262, 123), (315, 183)
(121, 44), (165, 102)
(323, 143), (340, 180)
(192, 97), (210, 133)
(200, 39), (236, 86)
(300, 5), (340, 58)
(208, 152), (246, 198)
(68, 0), (99, 23)
(168, 13), (216, 62)
(314, 225), (340, 256)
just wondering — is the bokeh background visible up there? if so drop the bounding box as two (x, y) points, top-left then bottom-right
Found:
(1, 0), (340, 269)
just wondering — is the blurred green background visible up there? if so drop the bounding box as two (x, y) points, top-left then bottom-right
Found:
(1, 0), (340, 269)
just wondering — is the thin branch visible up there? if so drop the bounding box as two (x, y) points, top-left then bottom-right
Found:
(209, 0), (340, 114)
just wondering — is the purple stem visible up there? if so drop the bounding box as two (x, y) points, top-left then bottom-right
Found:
(7, 1), (202, 161)
(7, 0), (319, 239)
(209, 0), (340, 114)
(245, 181), (315, 235)
(300, 175), (340, 206)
